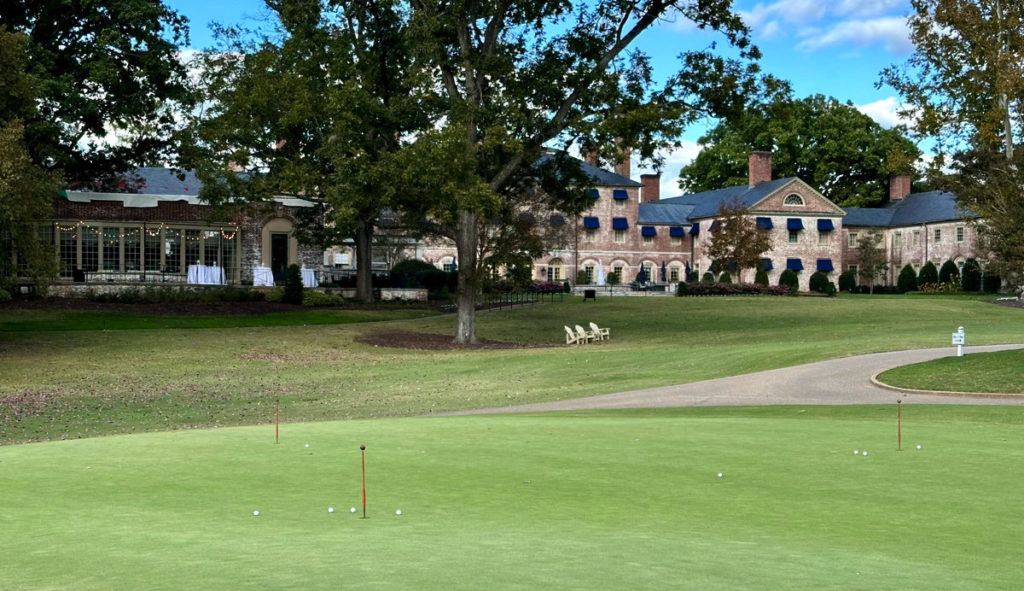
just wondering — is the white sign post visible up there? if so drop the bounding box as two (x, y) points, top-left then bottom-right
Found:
(952, 326), (965, 357)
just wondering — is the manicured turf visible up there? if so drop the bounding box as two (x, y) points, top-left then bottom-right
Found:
(3, 295), (1024, 443)
(877, 349), (1024, 393)
(2, 406), (1023, 590)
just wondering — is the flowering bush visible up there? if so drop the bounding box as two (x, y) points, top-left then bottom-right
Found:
(531, 281), (565, 293)
(677, 282), (790, 296)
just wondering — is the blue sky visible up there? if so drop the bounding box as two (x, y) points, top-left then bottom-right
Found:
(168, 0), (918, 197)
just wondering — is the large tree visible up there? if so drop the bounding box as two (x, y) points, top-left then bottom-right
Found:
(677, 94), (920, 206)
(880, 0), (1024, 284)
(0, 0), (193, 183)
(394, 0), (777, 343)
(855, 231), (888, 294)
(184, 0), (426, 301)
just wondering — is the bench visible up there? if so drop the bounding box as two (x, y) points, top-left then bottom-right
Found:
(583, 289), (596, 302)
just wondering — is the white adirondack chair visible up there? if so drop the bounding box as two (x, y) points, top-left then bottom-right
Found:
(589, 322), (610, 341)
(575, 324), (596, 343)
(565, 325), (581, 345)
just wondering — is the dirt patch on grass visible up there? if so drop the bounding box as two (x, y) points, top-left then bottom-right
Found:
(354, 330), (548, 351)
(993, 297), (1024, 309)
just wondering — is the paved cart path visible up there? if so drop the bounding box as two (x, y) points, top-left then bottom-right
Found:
(448, 344), (1024, 415)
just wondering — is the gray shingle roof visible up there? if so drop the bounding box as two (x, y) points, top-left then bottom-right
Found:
(843, 191), (977, 227)
(659, 178), (797, 220)
(638, 202), (694, 225)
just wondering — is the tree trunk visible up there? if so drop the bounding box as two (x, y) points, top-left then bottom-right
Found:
(355, 221), (375, 302)
(454, 209), (480, 344)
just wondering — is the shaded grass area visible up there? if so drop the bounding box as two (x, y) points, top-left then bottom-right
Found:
(0, 307), (436, 332)
(877, 349), (1024, 393)
(2, 406), (1023, 590)
(2, 295), (1023, 444)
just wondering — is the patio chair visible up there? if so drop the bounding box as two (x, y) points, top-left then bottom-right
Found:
(575, 324), (596, 343)
(565, 325), (581, 345)
(589, 322), (610, 341)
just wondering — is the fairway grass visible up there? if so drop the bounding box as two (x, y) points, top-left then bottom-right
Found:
(877, 349), (1024, 394)
(2, 406), (1022, 590)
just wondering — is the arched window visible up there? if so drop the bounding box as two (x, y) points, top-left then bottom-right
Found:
(783, 193), (804, 206)
(547, 258), (564, 281)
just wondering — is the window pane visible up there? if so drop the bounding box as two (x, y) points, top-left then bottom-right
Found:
(164, 229), (181, 273)
(145, 229), (162, 271)
(81, 227), (99, 272)
(59, 227), (76, 277)
(124, 228), (141, 271)
(221, 228), (237, 281)
(185, 230), (201, 266)
(103, 228), (120, 271)
(204, 231), (220, 266)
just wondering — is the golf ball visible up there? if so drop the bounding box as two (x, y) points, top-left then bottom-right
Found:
(853, 450), (859, 455)
(717, 473), (723, 478)
(328, 507), (334, 513)
(917, 445), (922, 449)
(862, 451), (868, 456)
(305, 443), (310, 448)
(350, 507), (357, 513)
(253, 510), (260, 516)
(395, 509), (402, 516)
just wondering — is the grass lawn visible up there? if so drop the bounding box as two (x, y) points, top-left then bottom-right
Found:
(2, 406), (1023, 590)
(2, 295), (1023, 443)
(877, 349), (1024, 394)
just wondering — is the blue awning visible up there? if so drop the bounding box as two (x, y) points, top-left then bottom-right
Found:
(669, 227), (685, 237)
(641, 226), (657, 237)
(612, 218), (629, 230)
(760, 258), (773, 271)
(613, 189), (628, 200)
(689, 223), (699, 235)
(756, 217), (773, 229)
(817, 219), (835, 231)
(787, 218), (804, 231)
(787, 258), (804, 271)
(583, 216), (600, 229)
(587, 189), (599, 199)
(817, 258), (834, 272)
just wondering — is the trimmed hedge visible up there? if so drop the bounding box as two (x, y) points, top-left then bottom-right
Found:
(754, 269), (769, 286)
(961, 258), (982, 292)
(778, 269), (799, 292)
(983, 273), (1002, 294)
(939, 259), (960, 284)
(283, 264), (304, 305)
(897, 264), (918, 293)
(678, 282), (790, 297)
(718, 272), (732, 284)
(918, 261), (938, 285)
(838, 270), (856, 292)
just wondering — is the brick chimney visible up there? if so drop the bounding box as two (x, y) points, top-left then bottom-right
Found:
(748, 151), (772, 186)
(640, 173), (661, 203)
(614, 145), (631, 180)
(889, 174), (912, 201)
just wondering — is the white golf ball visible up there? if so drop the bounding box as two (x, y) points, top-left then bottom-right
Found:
(853, 450), (859, 455)
(305, 443), (310, 448)
(328, 507), (334, 513)
(395, 509), (402, 516)
(350, 507), (357, 513)
(253, 510), (260, 516)
(917, 445), (922, 449)
(717, 473), (723, 478)
(862, 451), (868, 456)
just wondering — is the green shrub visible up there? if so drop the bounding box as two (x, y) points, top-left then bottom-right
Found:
(701, 272), (715, 284)
(575, 271), (589, 285)
(917, 261), (938, 285)
(838, 269), (856, 292)
(808, 271), (830, 293)
(677, 282), (790, 296)
(563, 281), (571, 293)
(823, 281), (837, 297)
(606, 272), (621, 285)
(982, 272), (1002, 294)
(961, 258), (982, 292)
(0, 288), (10, 302)
(302, 290), (345, 306)
(718, 272), (732, 284)
(754, 269), (768, 286)
(391, 259), (436, 276)
(778, 269), (799, 292)
(283, 264), (304, 305)
(676, 281), (688, 296)
(938, 260), (959, 284)
(265, 288), (283, 302)
(897, 264), (918, 293)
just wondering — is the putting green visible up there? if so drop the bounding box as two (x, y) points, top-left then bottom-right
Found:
(2, 407), (1022, 589)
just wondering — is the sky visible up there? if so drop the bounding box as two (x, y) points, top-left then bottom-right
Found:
(167, 0), (920, 198)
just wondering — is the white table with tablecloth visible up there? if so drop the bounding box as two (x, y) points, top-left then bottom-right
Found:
(187, 264), (226, 285)
(252, 266), (275, 287)
(301, 267), (318, 288)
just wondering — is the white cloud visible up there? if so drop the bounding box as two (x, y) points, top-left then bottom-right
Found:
(835, 0), (906, 19)
(857, 97), (908, 129)
(797, 16), (912, 54)
(741, 0), (827, 29)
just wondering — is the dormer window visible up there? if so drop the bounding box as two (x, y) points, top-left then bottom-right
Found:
(783, 193), (804, 206)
